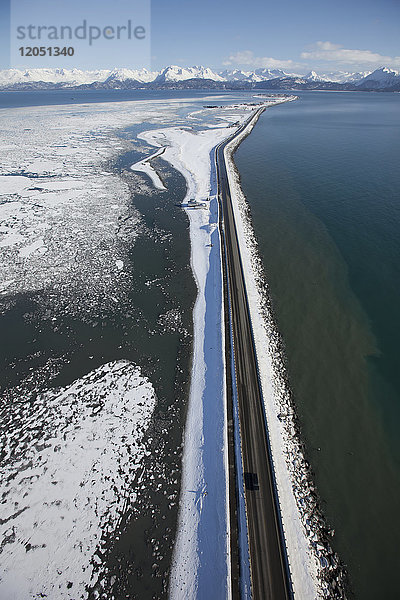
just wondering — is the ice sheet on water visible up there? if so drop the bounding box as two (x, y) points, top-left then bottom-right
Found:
(0, 360), (156, 600)
(0, 100), (187, 315)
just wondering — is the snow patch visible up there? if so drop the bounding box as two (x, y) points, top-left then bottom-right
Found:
(18, 237), (47, 257)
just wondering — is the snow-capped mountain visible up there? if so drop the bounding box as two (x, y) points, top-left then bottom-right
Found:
(304, 70), (331, 82)
(0, 68), (111, 87)
(154, 65), (223, 83)
(105, 68), (159, 84)
(219, 69), (264, 82)
(356, 66), (399, 88)
(254, 67), (291, 79)
(0, 65), (399, 90)
(219, 68), (293, 82)
(320, 70), (371, 83)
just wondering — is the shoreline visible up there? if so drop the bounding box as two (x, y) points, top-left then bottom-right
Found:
(136, 95), (347, 598)
(0, 93), (348, 597)
(224, 108), (348, 598)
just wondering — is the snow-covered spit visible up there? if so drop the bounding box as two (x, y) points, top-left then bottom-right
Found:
(224, 109), (348, 599)
(134, 96), (328, 598)
(130, 147), (167, 190)
(137, 105), (255, 599)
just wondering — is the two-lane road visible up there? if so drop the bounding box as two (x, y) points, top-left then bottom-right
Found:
(216, 109), (293, 600)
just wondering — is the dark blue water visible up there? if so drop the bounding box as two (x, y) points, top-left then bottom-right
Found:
(0, 90), (202, 599)
(0, 87), (242, 109)
(235, 91), (400, 599)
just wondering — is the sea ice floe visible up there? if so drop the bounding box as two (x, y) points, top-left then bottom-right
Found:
(0, 175), (31, 195)
(0, 360), (156, 600)
(18, 237), (47, 257)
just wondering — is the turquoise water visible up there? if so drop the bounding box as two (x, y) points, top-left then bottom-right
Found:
(235, 91), (400, 598)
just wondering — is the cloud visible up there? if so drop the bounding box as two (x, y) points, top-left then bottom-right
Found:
(301, 41), (400, 68)
(223, 44), (400, 74)
(222, 50), (299, 70)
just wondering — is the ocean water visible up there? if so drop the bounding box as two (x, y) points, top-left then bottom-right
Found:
(0, 88), (254, 598)
(0, 88), (243, 109)
(0, 157), (196, 598)
(0, 93), (201, 598)
(234, 90), (400, 599)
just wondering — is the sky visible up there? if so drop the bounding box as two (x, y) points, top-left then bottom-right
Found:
(0, 0), (399, 73)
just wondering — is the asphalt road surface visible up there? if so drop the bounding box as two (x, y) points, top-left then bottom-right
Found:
(216, 108), (293, 600)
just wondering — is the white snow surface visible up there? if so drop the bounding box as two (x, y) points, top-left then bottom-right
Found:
(0, 175), (31, 194)
(0, 360), (156, 600)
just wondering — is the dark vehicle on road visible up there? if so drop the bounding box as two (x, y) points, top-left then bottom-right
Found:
(244, 472), (259, 491)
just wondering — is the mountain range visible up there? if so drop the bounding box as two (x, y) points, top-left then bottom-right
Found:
(0, 65), (399, 92)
